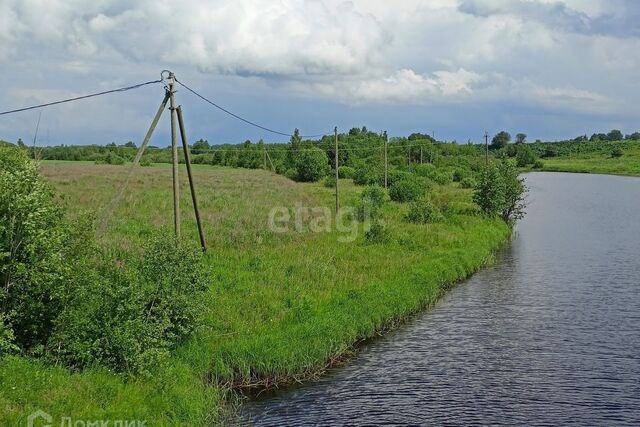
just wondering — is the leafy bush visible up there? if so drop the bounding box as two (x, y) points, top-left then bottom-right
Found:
(460, 176), (477, 189)
(338, 166), (356, 179)
(48, 235), (207, 374)
(473, 161), (526, 223)
(0, 147), (73, 353)
(364, 221), (390, 244)
(389, 177), (424, 202)
(533, 160), (544, 169)
(543, 146), (558, 158)
(405, 197), (442, 224)
(431, 170), (453, 185)
(516, 146), (537, 167)
(353, 166), (383, 186)
(285, 168), (298, 181)
(356, 185), (386, 220)
(611, 147), (624, 158)
(452, 169), (468, 182)
(387, 169), (413, 186)
(412, 163), (437, 178)
(0, 147), (209, 375)
(95, 152), (126, 165)
(323, 174), (336, 188)
(139, 157), (153, 167)
(473, 165), (504, 218)
(294, 147), (328, 182)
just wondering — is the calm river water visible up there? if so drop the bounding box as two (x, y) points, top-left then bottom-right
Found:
(240, 172), (640, 425)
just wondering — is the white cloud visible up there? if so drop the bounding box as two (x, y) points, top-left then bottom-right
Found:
(292, 68), (483, 104)
(0, 0), (639, 142)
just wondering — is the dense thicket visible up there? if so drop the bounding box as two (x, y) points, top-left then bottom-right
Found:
(0, 147), (207, 374)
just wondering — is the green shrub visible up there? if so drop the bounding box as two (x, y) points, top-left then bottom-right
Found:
(48, 234), (207, 374)
(139, 157), (153, 167)
(611, 147), (624, 158)
(389, 178), (424, 202)
(323, 174), (336, 188)
(460, 176), (477, 189)
(0, 147), (73, 353)
(0, 147), (209, 375)
(338, 166), (356, 179)
(516, 146), (537, 167)
(294, 147), (328, 182)
(364, 220), (390, 244)
(543, 146), (558, 158)
(353, 166), (383, 186)
(405, 197), (442, 224)
(452, 168), (470, 182)
(533, 160), (544, 169)
(95, 152), (126, 165)
(473, 161), (526, 223)
(285, 168), (298, 181)
(387, 169), (413, 186)
(412, 163), (436, 178)
(431, 170), (453, 185)
(356, 185), (386, 221)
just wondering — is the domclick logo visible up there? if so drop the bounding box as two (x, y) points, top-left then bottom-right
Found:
(27, 410), (52, 427)
(25, 411), (146, 427)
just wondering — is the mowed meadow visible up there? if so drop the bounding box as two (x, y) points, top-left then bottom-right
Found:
(1, 160), (510, 425)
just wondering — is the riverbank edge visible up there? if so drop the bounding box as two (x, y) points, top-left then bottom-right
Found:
(533, 163), (640, 177)
(223, 224), (513, 416)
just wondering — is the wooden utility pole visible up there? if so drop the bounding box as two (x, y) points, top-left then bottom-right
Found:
(263, 146), (267, 170)
(168, 72), (181, 238)
(334, 126), (339, 213)
(384, 131), (388, 189)
(484, 130), (489, 166)
(420, 146), (423, 164)
(176, 106), (207, 253)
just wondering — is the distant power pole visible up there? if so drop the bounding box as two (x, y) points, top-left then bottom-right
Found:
(484, 130), (489, 166)
(383, 131), (388, 189)
(334, 126), (339, 214)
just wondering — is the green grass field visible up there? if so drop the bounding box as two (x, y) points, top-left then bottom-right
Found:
(539, 144), (640, 176)
(1, 161), (510, 425)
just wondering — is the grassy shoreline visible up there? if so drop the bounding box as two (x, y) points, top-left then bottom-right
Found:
(536, 144), (640, 177)
(1, 162), (511, 425)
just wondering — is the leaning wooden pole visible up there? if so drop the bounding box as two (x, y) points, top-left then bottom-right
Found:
(334, 126), (339, 213)
(168, 72), (181, 239)
(177, 106), (207, 253)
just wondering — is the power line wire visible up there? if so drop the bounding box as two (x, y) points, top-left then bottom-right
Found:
(0, 79), (163, 116)
(174, 78), (332, 139)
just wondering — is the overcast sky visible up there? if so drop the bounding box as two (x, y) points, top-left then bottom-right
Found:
(0, 0), (638, 146)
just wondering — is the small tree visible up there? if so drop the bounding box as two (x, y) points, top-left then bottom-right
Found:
(607, 129), (623, 142)
(389, 177), (424, 203)
(192, 139), (210, 151)
(294, 147), (328, 182)
(515, 133), (527, 144)
(516, 146), (537, 167)
(491, 131), (511, 149)
(498, 161), (526, 223)
(473, 166), (505, 217)
(473, 160), (527, 223)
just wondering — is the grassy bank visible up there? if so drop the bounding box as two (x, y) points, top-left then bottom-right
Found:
(536, 142), (640, 176)
(1, 162), (510, 425)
